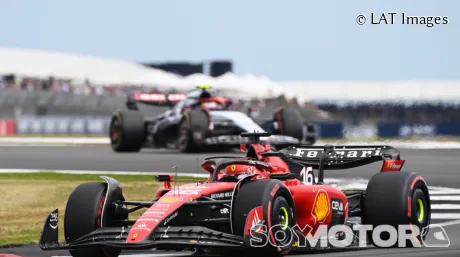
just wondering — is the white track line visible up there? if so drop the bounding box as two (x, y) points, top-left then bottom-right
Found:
(434, 219), (460, 227)
(430, 195), (460, 201)
(432, 204), (460, 209)
(429, 190), (460, 195)
(431, 213), (460, 219)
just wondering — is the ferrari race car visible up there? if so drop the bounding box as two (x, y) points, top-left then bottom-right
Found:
(40, 132), (431, 257)
(109, 85), (317, 153)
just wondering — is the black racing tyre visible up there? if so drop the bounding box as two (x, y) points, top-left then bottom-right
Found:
(362, 171), (431, 248)
(274, 107), (304, 141)
(64, 182), (125, 257)
(109, 110), (145, 152)
(232, 179), (296, 257)
(177, 109), (209, 153)
(305, 136), (316, 145)
(305, 123), (317, 145)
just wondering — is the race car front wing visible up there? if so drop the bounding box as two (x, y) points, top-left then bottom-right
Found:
(39, 209), (244, 251)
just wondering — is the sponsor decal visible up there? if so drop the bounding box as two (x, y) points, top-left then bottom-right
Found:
(163, 212), (178, 225)
(145, 211), (166, 216)
(210, 191), (233, 199)
(49, 212), (58, 229)
(130, 227), (152, 232)
(270, 184), (280, 197)
(312, 190), (329, 223)
(381, 160), (405, 172)
(331, 198), (344, 215)
(398, 125), (435, 137)
(137, 223), (147, 228)
(154, 203), (170, 208)
(220, 208), (229, 214)
(293, 148), (382, 159)
(251, 209), (262, 231)
(137, 218), (159, 222)
(246, 206), (264, 234)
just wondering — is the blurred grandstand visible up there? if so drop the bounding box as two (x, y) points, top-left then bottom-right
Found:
(1, 47), (460, 129)
(0, 47), (328, 121)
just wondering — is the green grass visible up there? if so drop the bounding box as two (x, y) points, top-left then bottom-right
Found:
(0, 172), (200, 246)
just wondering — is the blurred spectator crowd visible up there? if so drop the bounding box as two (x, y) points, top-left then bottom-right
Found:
(3, 75), (458, 124)
(0, 75), (167, 96)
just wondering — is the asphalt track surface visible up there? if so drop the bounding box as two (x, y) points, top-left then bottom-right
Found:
(1, 145), (460, 257)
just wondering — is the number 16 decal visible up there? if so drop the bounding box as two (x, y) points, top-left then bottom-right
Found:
(300, 166), (316, 185)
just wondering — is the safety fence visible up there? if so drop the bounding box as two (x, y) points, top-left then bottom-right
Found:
(2, 116), (460, 139)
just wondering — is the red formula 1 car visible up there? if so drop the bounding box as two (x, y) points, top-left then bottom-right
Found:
(39, 132), (431, 257)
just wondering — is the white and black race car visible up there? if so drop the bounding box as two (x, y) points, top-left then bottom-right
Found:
(109, 85), (317, 153)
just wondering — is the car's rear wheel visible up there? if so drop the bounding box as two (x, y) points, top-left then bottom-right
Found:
(232, 179), (296, 257)
(109, 110), (145, 152)
(177, 109), (209, 153)
(362, 171), (431, 247)
(64, 182), (126, 257)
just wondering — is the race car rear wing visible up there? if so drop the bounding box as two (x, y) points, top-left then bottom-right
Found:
(126, 93), (187, 109)
(279, 144), (401, 168)
(276, 144), (403, 183)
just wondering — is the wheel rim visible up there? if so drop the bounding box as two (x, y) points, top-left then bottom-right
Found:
(110, 118), (122, 146)
(271, 197), (292, 246)
(417, 198), (425, 223)
(111, 126), (118, 141)
(278, 207), (289, 230)
(412, 188), (429, 227)
(177, 121), (189, 149)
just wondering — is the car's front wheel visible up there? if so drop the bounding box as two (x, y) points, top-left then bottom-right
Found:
(232, 179), (296, 257)
(64, 182), (126, 257)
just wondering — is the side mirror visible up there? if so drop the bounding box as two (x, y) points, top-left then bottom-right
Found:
(155, 174), (175, 182)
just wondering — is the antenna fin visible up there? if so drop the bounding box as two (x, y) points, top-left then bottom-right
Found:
(172, 166), (178, 197)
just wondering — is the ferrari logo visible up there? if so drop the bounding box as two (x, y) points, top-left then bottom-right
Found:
(231, 165), (236, 171)
(132, 234), (137, 239)
(313, 191), (329, 223)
